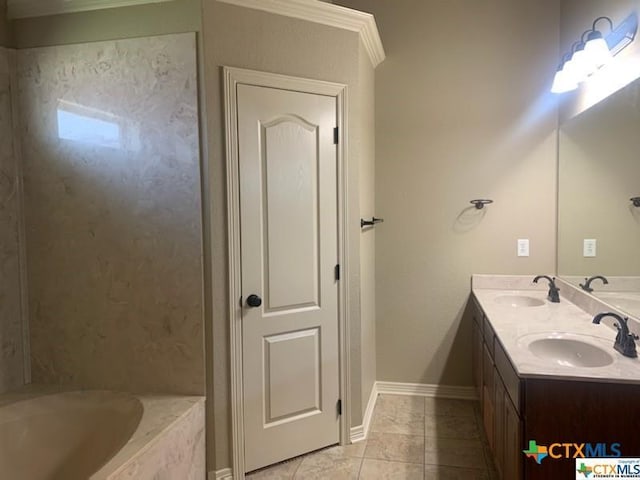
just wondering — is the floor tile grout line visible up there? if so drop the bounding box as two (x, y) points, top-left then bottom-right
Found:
(356, 455), (364, 479)
(290, 456), (302, 479)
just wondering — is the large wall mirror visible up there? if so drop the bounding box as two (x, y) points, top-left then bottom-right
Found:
(558, 77), (640, 318)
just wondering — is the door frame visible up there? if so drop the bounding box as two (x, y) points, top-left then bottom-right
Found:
(223, 66), (351, 478)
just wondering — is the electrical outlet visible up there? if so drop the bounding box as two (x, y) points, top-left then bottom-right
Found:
(584, 239), (597, 257)
(517, 239), (530, 257)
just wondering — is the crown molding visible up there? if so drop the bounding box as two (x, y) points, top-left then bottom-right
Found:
(217, 0), (385, 68)
(7, 0), (174, 19)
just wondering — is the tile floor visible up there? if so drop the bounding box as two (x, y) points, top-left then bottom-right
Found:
(246, 394), (498, 479)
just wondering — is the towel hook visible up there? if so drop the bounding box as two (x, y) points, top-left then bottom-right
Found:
(361, 217), (384, 228)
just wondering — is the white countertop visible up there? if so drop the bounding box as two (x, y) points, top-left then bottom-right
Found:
(472, 278), (640, 384)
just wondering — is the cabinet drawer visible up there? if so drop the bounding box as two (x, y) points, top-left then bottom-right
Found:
(494, 339), (521, 414)
(472, 321), (483, 402)
(483, 316), (496, 357)
(472, 297), (483, 327)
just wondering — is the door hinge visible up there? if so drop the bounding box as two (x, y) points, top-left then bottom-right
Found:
(334, 264), (340, 281)
(333, 127), (339, 145)
(337, 399), (342, 416)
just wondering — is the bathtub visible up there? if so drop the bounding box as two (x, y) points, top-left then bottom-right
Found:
(0, 388), (205, 480)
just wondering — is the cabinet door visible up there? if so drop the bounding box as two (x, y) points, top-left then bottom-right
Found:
(472, 320), (483, 402)
(482, 343), (494, 449)
(493, 369), (506, 479)
(504, 395), (523, 480)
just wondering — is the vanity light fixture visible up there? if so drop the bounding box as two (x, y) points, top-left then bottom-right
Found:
(550, 53), (579, 93)
(551, 13), (638, 94)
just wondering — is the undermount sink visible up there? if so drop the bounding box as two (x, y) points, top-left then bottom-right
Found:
(494, 295), (545, 307)
(521, 334), (614, 368)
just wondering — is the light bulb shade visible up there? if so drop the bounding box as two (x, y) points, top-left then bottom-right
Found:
(569, 47), (594, 81)
(551, 67), (578, 93)
(584, 34), (612, 68)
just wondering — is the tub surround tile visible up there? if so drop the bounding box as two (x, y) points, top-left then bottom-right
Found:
(16, 33), (204, 395)
(0, 386), (205, 480)
(0, 46), (25, 394)
(97, 395), (205, 480)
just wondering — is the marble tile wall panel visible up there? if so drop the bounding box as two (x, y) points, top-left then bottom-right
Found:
(16, 33), (204, 394)
(106, 398), (205, 480)
(0, 47), (25, 394)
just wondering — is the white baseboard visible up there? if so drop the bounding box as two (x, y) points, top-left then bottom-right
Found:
(209, 468), (233, 480)
(375, 381), (477, 400)
(350, 380), (378, 443)
(350, 424), (364, 442)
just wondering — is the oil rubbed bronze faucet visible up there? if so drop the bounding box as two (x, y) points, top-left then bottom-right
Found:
(580, 275), (609, 293)
(533, 275), (560, 303)
(593, 312), (639, 358)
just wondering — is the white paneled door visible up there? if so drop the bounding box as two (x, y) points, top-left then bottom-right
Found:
(237, 84), (340, 472)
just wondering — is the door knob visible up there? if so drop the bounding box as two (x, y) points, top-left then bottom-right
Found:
(246, 294), (262, 307)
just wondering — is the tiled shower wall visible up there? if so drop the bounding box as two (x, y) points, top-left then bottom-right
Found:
(0, 47), (26, 393)
(15, 33), (205, 394)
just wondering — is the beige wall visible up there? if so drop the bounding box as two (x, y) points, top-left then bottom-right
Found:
(11, 0), (200, 48)
(337, 0), (559, 386)
(17, 33), (205, 395)
(560, 0), (640, 120)
(201, 1), (375, 471)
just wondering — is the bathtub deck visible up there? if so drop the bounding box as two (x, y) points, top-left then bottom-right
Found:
(0, 385), (205, 480)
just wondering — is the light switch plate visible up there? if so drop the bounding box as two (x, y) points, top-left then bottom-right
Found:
(517, 239), (530, 257)
(584, 239), (597, 257)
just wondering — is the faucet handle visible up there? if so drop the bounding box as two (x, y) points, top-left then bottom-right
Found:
(614, 316), (629, 327)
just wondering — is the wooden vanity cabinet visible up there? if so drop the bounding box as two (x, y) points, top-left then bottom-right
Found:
(472, 294), (640, 480)
(503, 391), (522, 480)
(472, 297), (523, 479)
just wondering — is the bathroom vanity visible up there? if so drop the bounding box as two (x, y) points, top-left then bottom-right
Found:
(472, 276), (640, 480)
